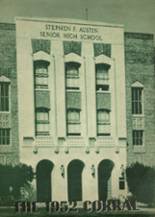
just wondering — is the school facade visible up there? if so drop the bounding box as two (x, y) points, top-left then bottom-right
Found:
(0, 17), (155, 202)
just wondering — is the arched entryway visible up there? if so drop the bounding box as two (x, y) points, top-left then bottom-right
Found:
(67, 159), (85, 201)
(36, 159), (54, 202)
(98, 159), (114, 202)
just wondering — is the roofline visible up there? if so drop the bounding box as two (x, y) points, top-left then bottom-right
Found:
(125, 32), (154, 39)
(15, 16), (124, 29)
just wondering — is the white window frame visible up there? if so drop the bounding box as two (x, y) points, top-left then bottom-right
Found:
(132, 129), (144, 146)
(0, 76), (10, 112)
(0, 128), (10, 145)
(34, 60), (49, 89)
(131, 81), (144, 115)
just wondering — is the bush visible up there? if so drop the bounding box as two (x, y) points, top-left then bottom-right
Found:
(0, 163), (33, 204)
(126, 162), (155, 205)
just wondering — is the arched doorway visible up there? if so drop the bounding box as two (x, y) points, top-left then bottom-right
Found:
(98, 159), (114, 202)
(36, 159), (54, 202)
(67, 159), (85, 201)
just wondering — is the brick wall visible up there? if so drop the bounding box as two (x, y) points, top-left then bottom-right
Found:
(0, 23), (19, 165)
(125, 32), (155, 166)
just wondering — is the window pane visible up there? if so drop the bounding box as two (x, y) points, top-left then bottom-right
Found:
(66, 63), (79, 78)
(67, 123), (80, 135)
(0, 129), (10, 145)
(35, 109), (49, 135)
(97, 110), (110, 123)
(132, 130), (143, 145)
(132, 87), (143, 114)
(34, 61), (48, 88)
(97, 110), (110, 136)
(0, 83), (9, 111)
(36, 111), (48, 121)
(67, 110), (80, 123)
(96, 64), (109, 80)
(36, 77), (48, 86)
(67, 109), (81, 135)
(36, 123), (49, 132)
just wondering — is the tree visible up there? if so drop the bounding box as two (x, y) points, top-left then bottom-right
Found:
(0, 163), (33, 204)
(126, 162), (155, 205)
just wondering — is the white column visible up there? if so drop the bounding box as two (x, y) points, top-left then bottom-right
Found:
(49, 55), (57, 141)
(83, 42), (96, 138)
(111, 165), (120, 198)
(52, 163), (68, 201)
(83, 161), (98, 201)
(52, 41), (66, 138)
(16, 36), (35, 140)
(112, 42), (127, 139)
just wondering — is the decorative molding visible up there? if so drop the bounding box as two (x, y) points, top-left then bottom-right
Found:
(94, 54), (112, 65)
(131, 81), (144, 88)
(64, 53), (83, 64)
(33, 51), (51, 62)
(0, 75), (11, 83)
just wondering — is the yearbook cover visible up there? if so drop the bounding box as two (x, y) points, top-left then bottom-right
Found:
(0, 0), (155, 216)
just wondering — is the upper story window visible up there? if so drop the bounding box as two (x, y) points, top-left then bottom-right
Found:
(34, 60), (49, 89)
(97, 109), (110, 136)
(0, 128), (10, 145)
(96, 64), (110, 91)
(67, 109), (80, 136)
(66, 62), (79, 78)
(35, 107), (50, 135)
(0, 80), (10, 112)
(97, 109), (110, 124)
(67, 109), (80, 123)
(132, 86), (143, 115)
(132, 130), (143, 146)
(65, 62), (80, 90)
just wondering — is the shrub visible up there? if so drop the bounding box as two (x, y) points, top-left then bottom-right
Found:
(126, 162), (155, 205)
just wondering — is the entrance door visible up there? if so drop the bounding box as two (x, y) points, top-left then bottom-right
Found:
(68, 160), (84, 201)
(36, 160), (54, 202)
(98, 159), (114, 202)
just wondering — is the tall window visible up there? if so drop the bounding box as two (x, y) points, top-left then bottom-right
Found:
(36, 108), (49, 135)
(132, 87), (143, 114)
(97, 109), (110, 136)
(0, 128), (10, 145)
(65, 62), (80, 89)
(34, 60), (49, 89)
(96, 64), (110, 91)
(132, 130), (143, 146)
(67, 109), (80, 135)
(0, 82), (9, 111)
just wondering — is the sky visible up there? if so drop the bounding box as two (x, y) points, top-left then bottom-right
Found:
(0, 0), (155, 35)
